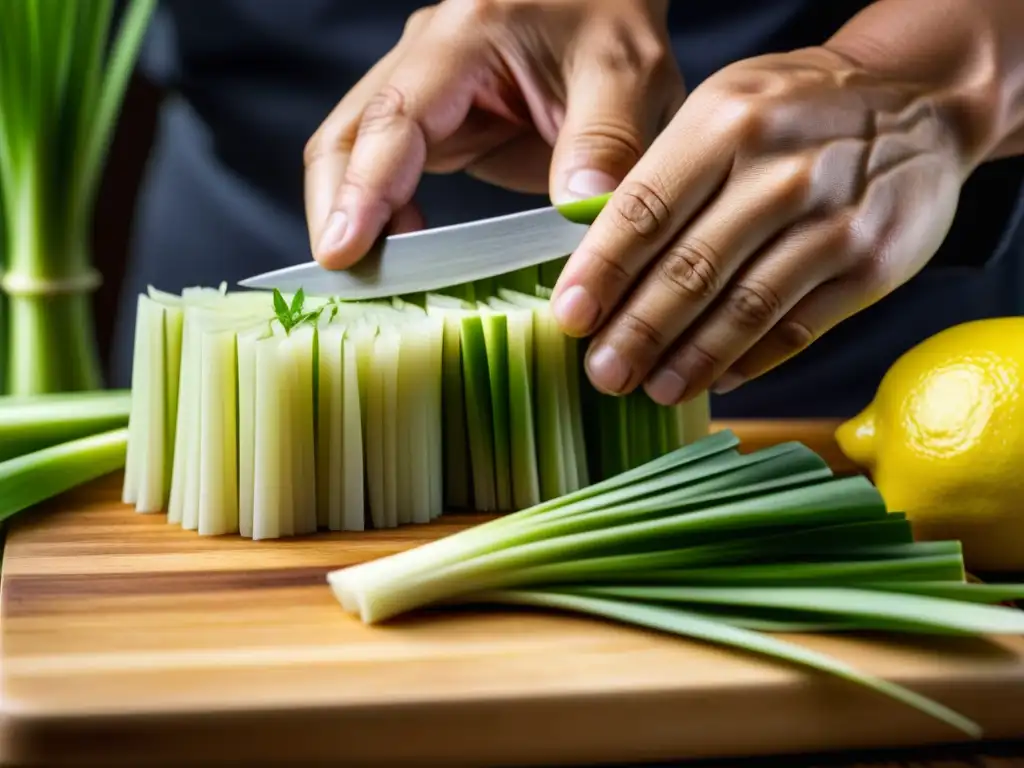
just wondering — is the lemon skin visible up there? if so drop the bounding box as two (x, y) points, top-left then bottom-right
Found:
(836, 318), (1024, 572)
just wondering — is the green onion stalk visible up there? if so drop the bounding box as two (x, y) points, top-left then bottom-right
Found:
(0, 0), (157, 395)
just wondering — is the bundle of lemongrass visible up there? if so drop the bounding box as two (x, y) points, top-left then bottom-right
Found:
(120, 281), (710, 538)
(0, 0), (156, 395)
(329, 429), (1024, 739)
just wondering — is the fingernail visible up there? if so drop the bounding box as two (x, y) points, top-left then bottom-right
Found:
(563, 169), (619, 202)
(552, 285), (600, 336)
(587, 345), (631, 393)
(712, 371), (746, 394)
(316, 210), (350, 259)
(646, 368), (687, 405)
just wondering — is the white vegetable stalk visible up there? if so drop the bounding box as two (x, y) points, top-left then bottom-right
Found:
(122, 283), (710, 539)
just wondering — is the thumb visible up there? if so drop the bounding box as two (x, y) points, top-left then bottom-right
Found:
(549, 55), (681, 205)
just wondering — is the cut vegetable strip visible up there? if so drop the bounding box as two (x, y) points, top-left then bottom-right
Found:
(122, 284), (708, 538)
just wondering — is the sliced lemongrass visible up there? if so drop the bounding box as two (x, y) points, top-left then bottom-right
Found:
(136, 297), (168, 513)
(236, 325), (260, 538)
(197, 327), (238, 535)
(477, 303), (512, 511)
(487, 297), (541, 509)
(341, 329), (367, 530)
(460, 312), (498, 511)
(426, 295), (472, 510)
(285, 324), (318, 535)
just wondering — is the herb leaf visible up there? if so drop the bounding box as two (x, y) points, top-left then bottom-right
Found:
(272, 289), (290, 324)
(290, 288), (306, 316)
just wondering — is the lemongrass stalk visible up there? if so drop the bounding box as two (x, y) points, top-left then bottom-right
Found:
(0, 0), (157, 395)
(0, 388), (130, 462)
(0, 426), (127, 524)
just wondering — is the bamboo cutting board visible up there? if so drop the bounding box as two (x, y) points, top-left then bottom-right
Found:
(1, 420), (1023, 767)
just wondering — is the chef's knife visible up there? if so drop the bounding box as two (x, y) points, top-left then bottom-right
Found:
(237, 193), (612, 300)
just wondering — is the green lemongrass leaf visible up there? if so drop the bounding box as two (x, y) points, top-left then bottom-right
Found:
(570, 586), (1024, 636)
(862, 582), (1024, 604)
(637, 553), (965, 586)
(498, 518), (918, 587)
(513, 426), (740, 519)
(826, 541), (962, 560)
(333, 430), (746, 589)
(663, 604), (922, 633)
(331, 472), (887, 623)
(0, 389), (131, 461)
(514, 445), (834, 540)
(1, 427), (127, 524)
(79, 0), (157, 213)
(476, 590), (982, 738)
(334, 441), (821, 591)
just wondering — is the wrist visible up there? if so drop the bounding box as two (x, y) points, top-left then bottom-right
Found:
(824, 0), (1024, 171)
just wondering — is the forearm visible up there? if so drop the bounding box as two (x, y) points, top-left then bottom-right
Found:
(825, 0), (1024, 168)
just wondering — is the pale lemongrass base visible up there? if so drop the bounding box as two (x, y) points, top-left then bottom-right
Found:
(5, 292), (103, 395)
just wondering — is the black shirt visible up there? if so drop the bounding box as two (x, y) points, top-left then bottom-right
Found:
(112, 0), (1024, 417)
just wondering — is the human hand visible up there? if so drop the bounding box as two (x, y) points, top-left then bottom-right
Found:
(550, 46), (972, 404)
(304, 0), (684, 269)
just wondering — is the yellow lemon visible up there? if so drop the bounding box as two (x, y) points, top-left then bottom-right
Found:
(835, 317), (1024, 572)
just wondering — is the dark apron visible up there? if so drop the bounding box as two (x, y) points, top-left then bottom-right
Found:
(112, 0), (1024, 417)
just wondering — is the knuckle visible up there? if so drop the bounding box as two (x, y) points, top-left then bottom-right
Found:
(303, 130), (325, 167)
(303, 123), (353, 166)
(403, 5), (435, 35)
(773, 318), (815, 352)
(726, 280), (782, 329)
(658, 238), (722, 299)
(856, 252), (897, 294)
(774, 157), (814, 211)
(610, 179), (672, 240)
(682, 340), (723, 380)
(594, 23), (670, 78)
(586, 243), (634, 286)
(453, 0), (505, 26)
(359, 85), (410, 133)
(616, 310), (668, 355)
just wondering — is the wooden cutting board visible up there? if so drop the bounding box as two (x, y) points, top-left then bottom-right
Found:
(1, 420), (1022, 767)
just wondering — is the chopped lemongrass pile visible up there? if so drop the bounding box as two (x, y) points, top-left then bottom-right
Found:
(121, 281), (710, 538)
(327, 429), (1024, 739)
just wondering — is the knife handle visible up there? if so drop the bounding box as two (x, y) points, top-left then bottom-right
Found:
(555, 192), (613, 225)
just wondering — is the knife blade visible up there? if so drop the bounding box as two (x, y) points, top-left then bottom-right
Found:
(237, 193), (612, 300)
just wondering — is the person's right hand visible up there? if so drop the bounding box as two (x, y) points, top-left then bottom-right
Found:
(304, 0), (684, 269)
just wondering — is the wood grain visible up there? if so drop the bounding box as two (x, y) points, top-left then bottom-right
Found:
(2, 419), (1023, 767)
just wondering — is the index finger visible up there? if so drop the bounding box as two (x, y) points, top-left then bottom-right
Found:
(550, 97), (738, 337)
(313, 31), (484, 269)
(304, 45), (405, 258)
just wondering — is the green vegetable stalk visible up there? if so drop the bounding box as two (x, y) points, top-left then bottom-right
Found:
(0, 0), (156, 394)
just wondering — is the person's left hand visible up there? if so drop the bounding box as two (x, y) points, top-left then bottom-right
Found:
(550, 46), (972, 405)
